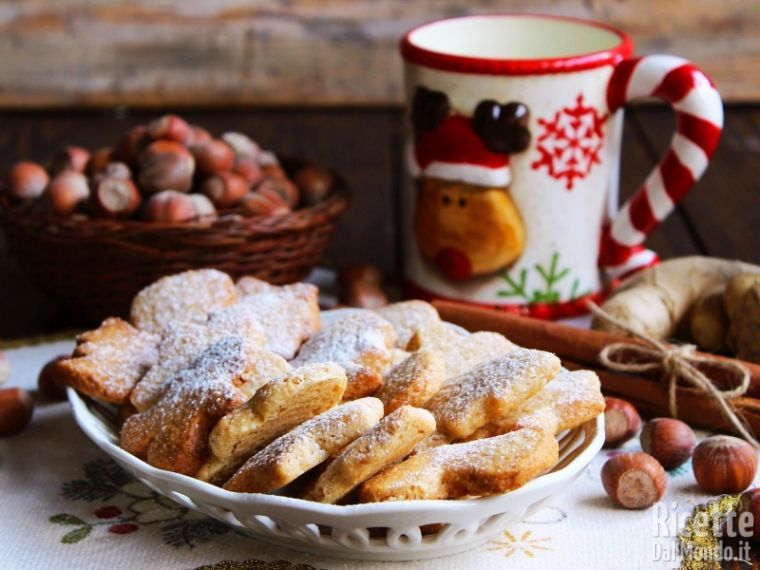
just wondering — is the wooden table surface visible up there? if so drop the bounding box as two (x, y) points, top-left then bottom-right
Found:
(0, 105), (758, 338)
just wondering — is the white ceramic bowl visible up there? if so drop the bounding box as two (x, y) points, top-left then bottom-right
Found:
(68, 386), (603, 561)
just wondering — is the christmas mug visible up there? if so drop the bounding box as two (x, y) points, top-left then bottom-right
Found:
(400, 14), (722, 318)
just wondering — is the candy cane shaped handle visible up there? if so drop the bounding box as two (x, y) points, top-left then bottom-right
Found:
(600, 55), (723, 278)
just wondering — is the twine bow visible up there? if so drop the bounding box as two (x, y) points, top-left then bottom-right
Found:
(586, 301), (759, 448)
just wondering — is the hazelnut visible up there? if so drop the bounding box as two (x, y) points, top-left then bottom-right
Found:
(137, 140), (195, 194)
(0, 387), (34, 435)
(37, 355), (69, 402)
(91, 175), (141, 218)
(44, 170), (90, 216)
(737, 488), (760, 542)
(294, 165), (333, 206)
(261, 163), (287, 179)
(221, 132), (260, 160)
(258, 150), (279, 167)
(601, 452), (667, 509)
(239, 190), (290, 217)
(0, 351), (10, 385)
(692, 435), (758, 494)
(640, 418), (696, 470)
(87, 147), (115, 177)
(191, 139), (235, 174)
(142, 190), (197, 223)
(190, 126), (212, 144)
(49, 146), (91, 175)
(256, 176), (300, 208)
(603, 397), (641, 448)
(5, 161), (49, 201)
(339, 265), (389, 309)
(114, 125), (149, 165)
(200, 172), (249, 208)
(232, 156), (263, 185)
(187, 194), (217, 218)
(145, 114), (192, 145)
(95, 161), (132, 182)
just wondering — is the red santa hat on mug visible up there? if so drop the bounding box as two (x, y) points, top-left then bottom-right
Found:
(408, 115), (511, 187)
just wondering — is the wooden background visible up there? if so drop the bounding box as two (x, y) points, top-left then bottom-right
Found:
(0, 0), (758, 106)
(0, 1), (758, 337)
(1, 106), (758, 337)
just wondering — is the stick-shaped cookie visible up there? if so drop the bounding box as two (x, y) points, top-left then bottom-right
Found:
(304, 406), (435, 503)
(359, 426), (559, 502)
(376, 300), (441, 350)
(375, 349), (445, 413)
(197, 362), (347, 485)
(120, 337), (250, 476)
(223, 397), (384, 493)
(54, 317), (159, 404)
(130, 269), (237, 334)
(467, 369), (604, 439)
(291, 313), (396, 400)
(425, 348), (561, 440)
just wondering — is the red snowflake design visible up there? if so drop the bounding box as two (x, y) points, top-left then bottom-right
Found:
(531, 94), (607, 190)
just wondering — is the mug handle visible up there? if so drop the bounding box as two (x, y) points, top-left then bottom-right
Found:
(599, 55), (723, 278)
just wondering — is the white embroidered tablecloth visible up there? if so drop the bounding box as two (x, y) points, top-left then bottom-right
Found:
(1, 338), (755, 570)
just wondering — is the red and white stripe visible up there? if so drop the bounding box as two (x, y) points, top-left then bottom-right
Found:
(600, 55), (723, 278)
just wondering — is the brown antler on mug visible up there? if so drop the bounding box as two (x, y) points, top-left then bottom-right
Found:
(410, 86), (450, 135)
(472, 101), (531, 154)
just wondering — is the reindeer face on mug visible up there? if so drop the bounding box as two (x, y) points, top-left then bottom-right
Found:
(409, 87), (531, 281)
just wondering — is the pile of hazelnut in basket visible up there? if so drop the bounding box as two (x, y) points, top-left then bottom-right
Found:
(52, 268), (605, 503)
(2, 114), (333, 222)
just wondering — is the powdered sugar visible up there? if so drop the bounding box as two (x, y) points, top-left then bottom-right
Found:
(376, 301), (440, 350)
(237, 281), (320, 359)
(426, 348), (561, 439)
(130, 269), (237, 334)
(292, 313), (395, 375)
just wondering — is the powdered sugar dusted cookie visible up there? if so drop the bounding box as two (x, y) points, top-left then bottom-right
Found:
(130, 269), (237, 334)
(291, 313), (397, 399)
(54, 317), (159, 404)
(120, 337), (251, 476)
(304, 406), (435, 503)
(129, 310), (286, 412)
(425, 348), (561, 440)
(376, 300), (440, 350)
(376, 349), (445, 413)
(236, 277), (320, 359)
(468, 369), (604, 439)
(206, 303), (267, 349)
(410, 323), (517, 380)
(224, 397), (384, 493)
(359, 426), (559, 502)
(198, 362), (347, 485)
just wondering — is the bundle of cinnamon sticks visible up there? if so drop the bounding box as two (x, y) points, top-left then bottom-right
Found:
(434, 300), (760, 436)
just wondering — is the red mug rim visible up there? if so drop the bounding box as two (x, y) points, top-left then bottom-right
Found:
(400, 13), (634, 75)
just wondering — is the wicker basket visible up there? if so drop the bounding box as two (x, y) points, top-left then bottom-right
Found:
(0, 159), (349, 325)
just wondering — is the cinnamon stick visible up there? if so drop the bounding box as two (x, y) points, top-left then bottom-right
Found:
(564, 359), (760, 436)
(433, 300), (760, 397)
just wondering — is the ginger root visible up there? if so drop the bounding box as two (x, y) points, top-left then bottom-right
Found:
(593, 256), (759, 361)
(689, 287), (728, 352)
(725, 273), (760, 362)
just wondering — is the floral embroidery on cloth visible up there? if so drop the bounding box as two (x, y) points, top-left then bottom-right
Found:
(49, 459), (232, 547)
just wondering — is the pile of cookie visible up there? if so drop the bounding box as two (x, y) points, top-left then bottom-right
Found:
(55, 269), (605, 503)
(3, 114), (333, 222)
